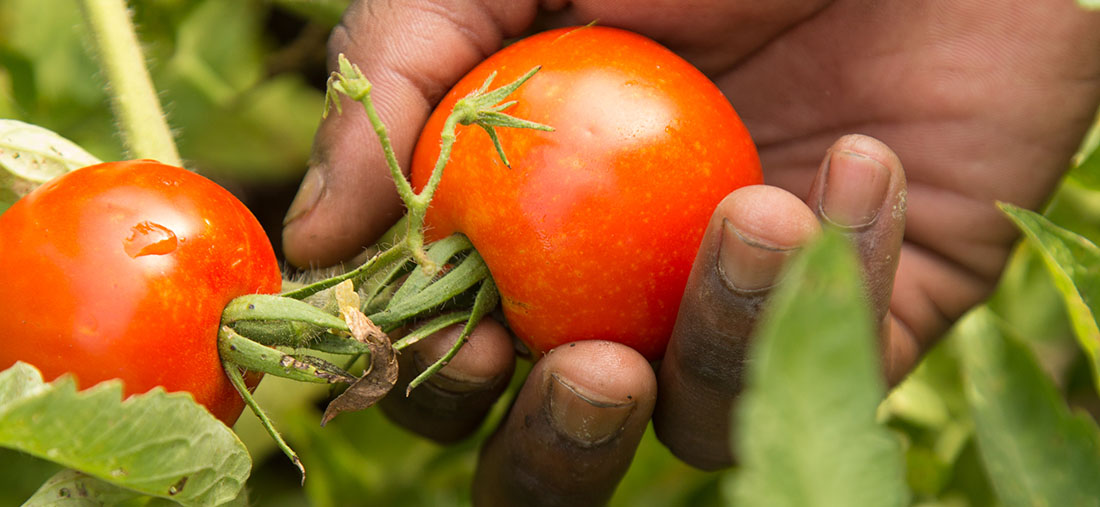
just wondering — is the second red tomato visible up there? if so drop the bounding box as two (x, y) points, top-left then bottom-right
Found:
(411, 26), (762, 360)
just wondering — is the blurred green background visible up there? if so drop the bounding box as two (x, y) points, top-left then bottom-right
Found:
(3, 0), (1100, 505)
(0, 0), (338, 258)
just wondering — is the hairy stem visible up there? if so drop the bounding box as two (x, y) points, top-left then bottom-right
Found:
(80, 0), (181, 166)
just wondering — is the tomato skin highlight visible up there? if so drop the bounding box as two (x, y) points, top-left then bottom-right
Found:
(0, 160), (281, 425)
(411, 26), (762, 360)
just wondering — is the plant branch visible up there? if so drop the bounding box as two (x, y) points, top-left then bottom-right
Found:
(324, 55), (550, 275)
(80, 0), (182, 166)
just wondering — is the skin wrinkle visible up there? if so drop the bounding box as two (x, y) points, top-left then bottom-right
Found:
(900, 183), (1016, 281)
(368, 15), (484, 118)
(538, 0), (571, 12)
(891, 243), (987, 349)
(399, 1), (501, 99)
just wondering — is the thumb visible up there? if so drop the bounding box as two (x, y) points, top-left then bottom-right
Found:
(282, 0), (536, 268)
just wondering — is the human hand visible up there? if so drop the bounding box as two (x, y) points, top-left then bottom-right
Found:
(282, 0), (1100, 504)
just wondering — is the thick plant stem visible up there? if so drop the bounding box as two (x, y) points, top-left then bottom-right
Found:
(80, 0), (182, 166)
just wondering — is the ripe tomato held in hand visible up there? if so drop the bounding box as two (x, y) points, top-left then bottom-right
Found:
(0, 160), (282, 425)
(411, 26), (762, 360)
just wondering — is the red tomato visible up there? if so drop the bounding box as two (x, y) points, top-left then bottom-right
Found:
(0, 160), (281, 424)
(411, 26), (762, 360)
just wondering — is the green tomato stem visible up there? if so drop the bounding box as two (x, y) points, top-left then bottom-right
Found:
(78, 0), (182, 166)
(416, 114), (461, 208)
(386, 234), (473, 302)
(356, 77), (417, 205)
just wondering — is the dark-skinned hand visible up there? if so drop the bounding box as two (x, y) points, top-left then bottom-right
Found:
(281, 1), (1100, 505)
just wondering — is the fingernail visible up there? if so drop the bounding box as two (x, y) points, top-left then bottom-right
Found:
(821, 150), (890, 228)
(414, 351), (496, 394)
(718, 219), (798, 292)
(546, 373), (635, 447)
(283, 168), (325, 226)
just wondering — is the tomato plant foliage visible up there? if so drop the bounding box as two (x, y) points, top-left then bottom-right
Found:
(411, 26), (763, 360)
(0, 160), (282, 425)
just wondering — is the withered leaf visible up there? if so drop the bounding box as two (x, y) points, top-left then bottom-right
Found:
(321, 281), (398, 425)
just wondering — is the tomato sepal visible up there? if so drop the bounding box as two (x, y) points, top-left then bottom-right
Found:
(452, 67), (554, 168)
(405, 277), (500, 396)
(218, 327), (356, 385)
(280, 239), (412, 301)
(221, 359), (305, 484)
(369, 237), (489, 330)
(390, 311), (473, 351)
(222, 294), (354, 351)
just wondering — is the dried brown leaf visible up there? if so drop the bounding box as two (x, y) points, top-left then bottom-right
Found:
(321, 282), (398, 425)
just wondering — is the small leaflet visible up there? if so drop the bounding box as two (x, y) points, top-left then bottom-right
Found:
(0, 120), (101, 195)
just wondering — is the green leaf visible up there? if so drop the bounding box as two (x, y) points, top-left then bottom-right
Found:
(0, 119), (101, 196)
(955, 308), (1100, 506)
(170, 0), (263, 104)
(160, 0), (321, 182)
(727, 229), (909, 507)
(1070, 135), (1100, 189)
(0, 363), (250, 506)
(880, 340), (985, 501)
(1079, 0), (1100, 10)
(23, 469), (158, 506)
(23, 468), (250, 506)
(999, 202), (1100, 394)
(0, 0), (103, 107)
(172, 75), (322, 182)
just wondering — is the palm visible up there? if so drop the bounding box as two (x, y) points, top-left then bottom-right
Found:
(616, 0), (1100, 350)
